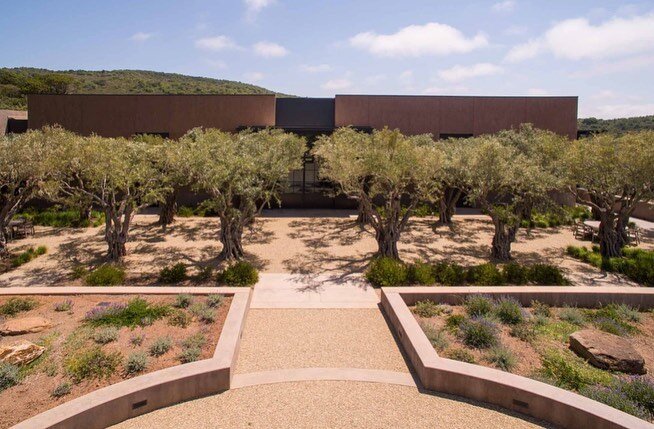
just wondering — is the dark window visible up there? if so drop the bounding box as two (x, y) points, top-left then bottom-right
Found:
(439, 133), (473, 140)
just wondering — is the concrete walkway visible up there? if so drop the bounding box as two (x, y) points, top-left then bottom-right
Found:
(113, 380), (549, 428)
(251, 273), (378, 309)
(113, 274), (550, 428)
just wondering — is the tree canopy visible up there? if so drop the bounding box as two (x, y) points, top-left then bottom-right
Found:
(565, 130), (654, 257)
(182, 127), (305, 260)
(54, 133), (166, 260)
(0, 127), (62, 258)
(314, 127), (442, 259)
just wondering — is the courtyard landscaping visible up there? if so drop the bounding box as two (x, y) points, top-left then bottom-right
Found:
(413, 297), (654, 421)
(0, 293), (231, 428)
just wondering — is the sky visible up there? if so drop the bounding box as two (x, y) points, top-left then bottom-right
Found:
(2, 0), (654, 119)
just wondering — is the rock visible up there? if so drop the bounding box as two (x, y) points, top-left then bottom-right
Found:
(0, 340), (45, 366)
(569, 329), (646, 375)
(0, 317), (53, 336)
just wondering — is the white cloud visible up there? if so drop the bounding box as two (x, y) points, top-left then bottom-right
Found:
(300, 64), (332, 73)
(590, 90), (618, 101)
(582, 103), (654, 119)
(195, 36), (239, 51)
(505, 39), (543, 62)
(492, 1), (516, 12)
(129, 32), (153, 42)
(244, 0), (274, 19)
(569, 54), (654, 78)
(253, 41), (288, 58)
(399, 70), (414, 89)
(349, 22), (488, 57)
(506, 13), (654, 62)
(438, 63), (503, 82)
(244, 72), (264, 82)
(321, 79), (352, 90)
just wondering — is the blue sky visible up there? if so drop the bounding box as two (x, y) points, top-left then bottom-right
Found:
(2, 0), (654, 118)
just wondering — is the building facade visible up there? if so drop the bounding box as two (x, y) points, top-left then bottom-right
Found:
(27, 94), (578, 208)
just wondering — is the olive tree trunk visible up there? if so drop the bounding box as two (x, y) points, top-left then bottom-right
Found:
(104, 205), (133, 262)
(0, 227), (8, 260)
(491, 218), (512, 261)
(598, 213), (622, 258)
(80, 204), (92, 224)
(438, 187), (461, 224)
(218, 216), (245, 260)
(375, 226), (400, 259)
(356, 201), (371, 225)
(158, 189), (178, 226)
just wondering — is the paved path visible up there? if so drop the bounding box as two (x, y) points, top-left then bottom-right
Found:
(113, 274), (549, 428)
(113, 380), (549, 429)
(251, 273), (378, 308)
(235, 308), (409, 373)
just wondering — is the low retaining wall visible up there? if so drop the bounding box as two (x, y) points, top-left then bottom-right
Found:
(381, 287), (654, 429)
(4, 287), (251, 429)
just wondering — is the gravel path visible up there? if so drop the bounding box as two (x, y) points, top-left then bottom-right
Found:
(235, 309), (409, 373)
(112, 381), (550, 429)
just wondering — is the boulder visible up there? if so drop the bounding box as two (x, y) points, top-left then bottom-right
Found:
(0, 340), (45, 366)
(569, 329), (646, 375)
(0, 317), (52, 336)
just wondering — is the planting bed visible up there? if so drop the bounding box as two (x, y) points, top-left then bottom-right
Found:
(0, 293), (232, 428)
(413, 298), (654, 423)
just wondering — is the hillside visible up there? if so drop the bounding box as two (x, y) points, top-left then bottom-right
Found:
(578, 115), (654, 134)
(0, 68), (285, 110)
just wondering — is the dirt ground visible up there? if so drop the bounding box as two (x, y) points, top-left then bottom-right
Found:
(414, 305), (654, 380)
(1, 210), (652, 287)
(0, 294), (231, 428)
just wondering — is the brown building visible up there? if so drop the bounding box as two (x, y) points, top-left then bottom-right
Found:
(27, 93), (578, 208)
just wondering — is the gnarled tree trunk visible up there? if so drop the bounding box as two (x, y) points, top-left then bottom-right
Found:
(375, 226), (400, 259)
(80, 205), (92, 224)
(158, 189), (178, 226)
(356, 201), (371, 225)
(219, 216), (245, 260)
(438, 187), (461, 224)
(491, 218), (512, 261)
(598, 213), (622, 258)
(0, 227), (8, 260)
(104, 206), (132, 262)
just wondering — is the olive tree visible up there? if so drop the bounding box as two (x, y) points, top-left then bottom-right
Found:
(313, 127), (442, 260)
(134, 134), (188, 227)
(464, 127), (565, 261)
(183, 128), (305, 260)
(565, 131), (654, 257)
(55, 135), (165, 261)
(436, 139), (473, 224)
(0, 128), (61, 258)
